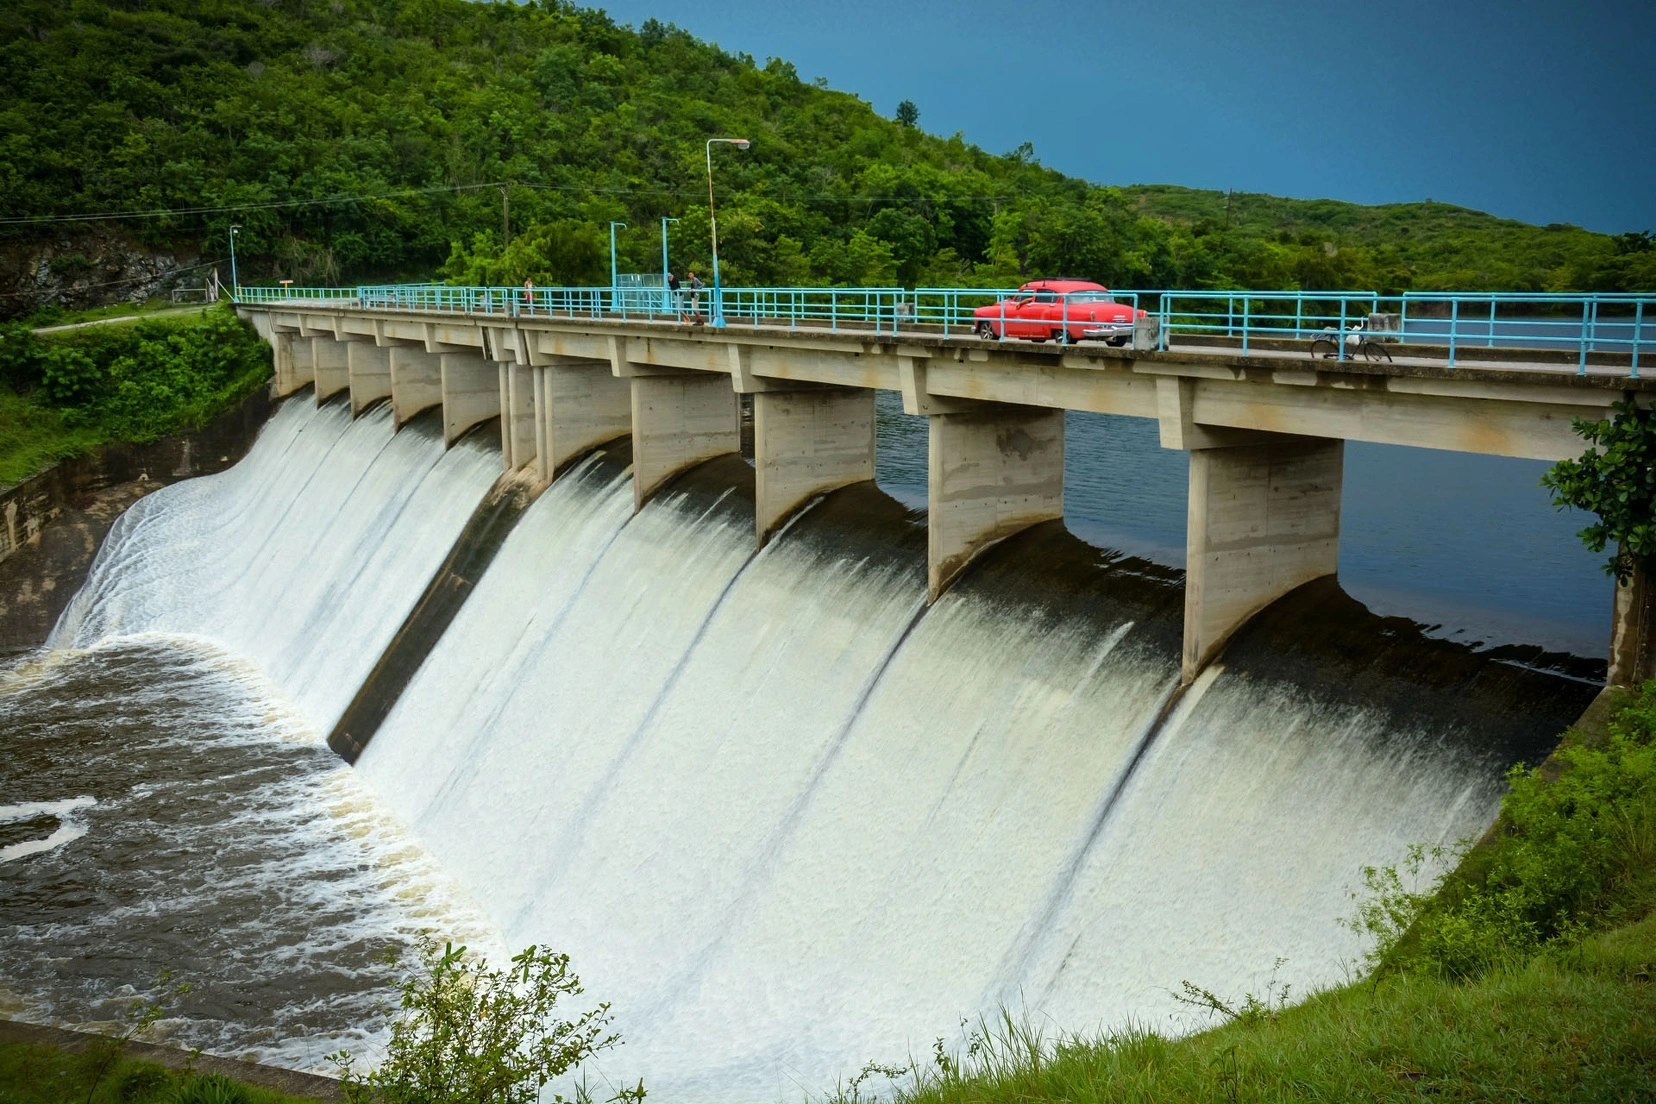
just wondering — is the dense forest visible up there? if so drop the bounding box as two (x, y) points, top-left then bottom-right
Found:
(2, 0), (1652, 309)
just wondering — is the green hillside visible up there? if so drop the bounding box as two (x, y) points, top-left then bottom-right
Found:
(0, 0), (1650, 312)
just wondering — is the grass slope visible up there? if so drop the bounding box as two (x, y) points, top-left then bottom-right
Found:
(0, 1040), (323, 1104)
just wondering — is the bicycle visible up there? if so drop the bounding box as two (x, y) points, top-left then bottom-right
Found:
(1310, 319), (1393, 364)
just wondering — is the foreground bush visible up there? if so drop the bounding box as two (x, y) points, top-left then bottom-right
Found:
(330, 939), (638, 1104)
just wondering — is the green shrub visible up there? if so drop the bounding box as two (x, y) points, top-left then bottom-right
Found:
(168, 1073), (249, 1104)
(1350, 681), (1656, 979)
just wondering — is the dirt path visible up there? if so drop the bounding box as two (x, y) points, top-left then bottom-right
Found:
(33, 305), (211, 333)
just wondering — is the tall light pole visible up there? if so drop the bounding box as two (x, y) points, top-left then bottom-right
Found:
(705, 137), (749, 328)
(608, 221), (627, 313)
(227, 224), (240, 299)
(660, 216), (679, 312)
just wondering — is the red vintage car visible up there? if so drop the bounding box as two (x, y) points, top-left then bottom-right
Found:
(972, 279), (1145, 345)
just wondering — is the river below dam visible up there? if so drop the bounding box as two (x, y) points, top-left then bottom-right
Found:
(0, 394), (1603, 1099)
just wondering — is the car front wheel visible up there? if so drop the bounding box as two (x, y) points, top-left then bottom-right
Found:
(975, 321), (997, 340)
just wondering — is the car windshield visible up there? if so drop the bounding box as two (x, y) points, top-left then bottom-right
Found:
(1064, 291), (1115, 304)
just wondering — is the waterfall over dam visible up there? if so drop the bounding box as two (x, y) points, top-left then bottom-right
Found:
(10, 396), (1595, 1098)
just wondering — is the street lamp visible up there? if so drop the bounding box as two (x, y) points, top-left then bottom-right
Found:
(608, 221), (627, 313)
(705, 137), (749, 328)
(660, 216), (679, 313)
(228, 224), (241, 299)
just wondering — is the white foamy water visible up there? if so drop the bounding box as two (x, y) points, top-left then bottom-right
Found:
(12, 396), (1582, 1098)
(51, 398), (502, 734)
(0, 796), (96, 862)
(355, 460), (1543, 1101)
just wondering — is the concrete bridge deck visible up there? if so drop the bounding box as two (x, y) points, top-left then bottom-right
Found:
(237, 300), (1656, 686)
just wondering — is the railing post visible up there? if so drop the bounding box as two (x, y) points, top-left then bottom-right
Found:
(1635, 301), (1644, 380)
(1580, 299), (1591, 375)
(1337, 298), (1347, 362)
(1241, 296), (1250, 355)
(1294, 294), (1303, 341)
(1448, 298), (1458, 369)
(1488, 297), (1496, 347)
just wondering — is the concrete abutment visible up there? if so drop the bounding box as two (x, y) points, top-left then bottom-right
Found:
(629, 373), (739, 511)
(500, 362), (537, 474)
(1182, 434), (1343, 682)
(312, 338), (350, 404)
(926, 403), (1065, 602)
(439, 353), (502, 446)
(389, 347), (443, 428)
(753, 387), (876, 544)
(534, 358), (632, 482)
(346, 342), (392, 417)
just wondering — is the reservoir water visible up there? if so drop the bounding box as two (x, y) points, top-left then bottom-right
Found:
(0, 392), (1602, 1097)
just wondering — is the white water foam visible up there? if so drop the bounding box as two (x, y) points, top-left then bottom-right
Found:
(50, 398), (502, 734)
(0, 796), (97, 863)
(355, 464), (1520, 1101)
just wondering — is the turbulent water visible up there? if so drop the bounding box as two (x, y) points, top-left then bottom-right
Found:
(1, 395), (1595, 1097)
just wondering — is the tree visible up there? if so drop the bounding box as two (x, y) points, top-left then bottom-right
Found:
(1541, 399), (1656, 580)
(895, 100), (919, 127)
(331, 938), (639, 1104)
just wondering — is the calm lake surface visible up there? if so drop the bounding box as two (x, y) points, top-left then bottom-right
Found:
(872, 390), (1608, 659)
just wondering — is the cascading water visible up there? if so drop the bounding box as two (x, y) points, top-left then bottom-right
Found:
(2, 392), (1596, 1096)
(50, 398), (502, 735)
(354, 448), (1592, 1099)
(1, 398), (505, 1067)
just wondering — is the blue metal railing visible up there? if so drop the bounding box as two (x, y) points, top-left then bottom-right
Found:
(233, 283), (1655, 377)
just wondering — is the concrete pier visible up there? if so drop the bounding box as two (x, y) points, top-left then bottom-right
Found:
(347, 342), (392, 417)
(1183, 435), (1343, 681)
(389, 347), (443, 428)
(927, 404), (1065, 601)
(500, 363), (537, 474)
(630, 373), (739, 510)
(535, 358), (632, 482)
(312, 338), (350, 404)
(273, 332), (314, 398)
(753, 388), (876, 544)
(439, 353), (501, 446)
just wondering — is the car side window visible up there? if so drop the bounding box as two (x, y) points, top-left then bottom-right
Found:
(1033, 289), (1058, 304)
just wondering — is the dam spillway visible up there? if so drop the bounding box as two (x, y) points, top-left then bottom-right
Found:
(2, 395), (1597, 1098)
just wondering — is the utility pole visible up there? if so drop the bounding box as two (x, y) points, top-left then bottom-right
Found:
(500, 184), (511, 249)
(660, 216), (679, 312)
(228, 224), (240, 297)
(1224, 188), (1232, 230)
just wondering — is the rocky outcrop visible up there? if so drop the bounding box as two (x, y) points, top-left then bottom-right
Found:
(0, 233), (205, 317)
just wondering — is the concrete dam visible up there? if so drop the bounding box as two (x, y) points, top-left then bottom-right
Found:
(0, 303), (1617, 1098)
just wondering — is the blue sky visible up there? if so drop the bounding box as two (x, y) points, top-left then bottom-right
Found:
(586, 0), (1654, 234)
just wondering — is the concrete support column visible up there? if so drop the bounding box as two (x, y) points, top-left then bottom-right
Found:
(499, 362), (537, 474)
(928, 404), (1065, 601)
(630, 373), (739, 510)
(389, 347), (443, 428)
(439, 353), (501, 447)
(536, 359), (632, 482)
(1608, 550), (1655, 687)
(346, 342), (392, 417)
(754, 387), (876, 544)
(1183, 435), (1343, 681)
(312, 338), (350, 404)
(272, 332), (314, 398)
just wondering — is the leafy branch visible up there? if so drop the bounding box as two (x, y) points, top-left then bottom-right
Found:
(1541, 399), (1656, 581)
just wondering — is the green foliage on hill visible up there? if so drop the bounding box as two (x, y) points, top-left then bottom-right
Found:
(0, 306), (270, 485)
(1, 0), (1651, 300)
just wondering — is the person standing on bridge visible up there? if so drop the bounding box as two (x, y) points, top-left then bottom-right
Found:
(686, 270), (704, 325)
(522, 278), (535, 312)
(667, 271), (683, 322)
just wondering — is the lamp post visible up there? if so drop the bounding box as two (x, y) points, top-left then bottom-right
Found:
(608, 221), (627, 314)
(228, 224), (240, 299)
(705, 137), (749, 328)
(660, 216), (679, 313)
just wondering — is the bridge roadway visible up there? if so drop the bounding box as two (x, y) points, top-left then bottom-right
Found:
(238, 301), (1656, 686)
